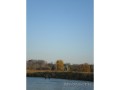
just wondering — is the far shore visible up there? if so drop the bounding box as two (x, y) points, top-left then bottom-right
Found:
(27, 70), (93, 82)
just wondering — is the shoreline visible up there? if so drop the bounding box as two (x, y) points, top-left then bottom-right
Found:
(27, 71), (93, 82)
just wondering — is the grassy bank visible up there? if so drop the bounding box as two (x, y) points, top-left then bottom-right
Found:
(27, 71), (93, 82)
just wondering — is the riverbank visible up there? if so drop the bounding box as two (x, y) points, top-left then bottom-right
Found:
(27, 71), (93, 82)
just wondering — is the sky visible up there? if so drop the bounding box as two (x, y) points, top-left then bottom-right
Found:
(27, 0), (93, 64)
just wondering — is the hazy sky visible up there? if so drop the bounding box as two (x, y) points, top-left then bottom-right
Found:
(27, 0), (93, 64)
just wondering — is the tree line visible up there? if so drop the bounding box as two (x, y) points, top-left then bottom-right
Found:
(27, 59), (93, 72)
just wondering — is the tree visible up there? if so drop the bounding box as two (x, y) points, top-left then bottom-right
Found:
(51, 65), (56, 71)
(27, 59), (48, 70)
(90, 65), (94, 72)
(56, 60), (64, 71)
(79, 63), (91, 72)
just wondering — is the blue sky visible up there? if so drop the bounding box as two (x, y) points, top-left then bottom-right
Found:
(27, 0), (93, 64)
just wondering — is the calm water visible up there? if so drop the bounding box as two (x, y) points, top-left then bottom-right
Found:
(27, 77), (93, 90)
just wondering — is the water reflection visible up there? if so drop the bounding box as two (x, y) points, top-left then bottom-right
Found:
(27, 77), (93, 90)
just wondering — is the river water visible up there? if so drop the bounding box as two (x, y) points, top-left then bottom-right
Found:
(27, 77), (93, 90)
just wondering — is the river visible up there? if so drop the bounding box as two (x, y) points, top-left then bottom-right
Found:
(27, 77), (93, 90)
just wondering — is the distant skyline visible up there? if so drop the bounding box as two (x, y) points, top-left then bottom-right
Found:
(27, 0), (93, 64)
